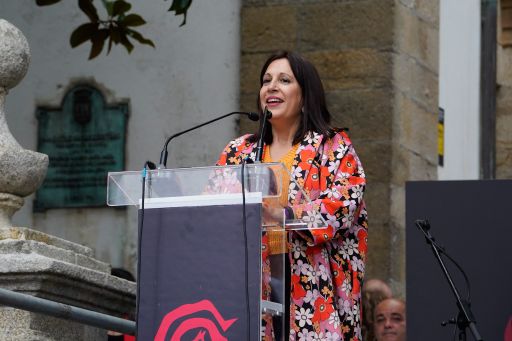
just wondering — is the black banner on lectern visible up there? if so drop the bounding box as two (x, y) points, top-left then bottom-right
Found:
(137, 203), (261, 340)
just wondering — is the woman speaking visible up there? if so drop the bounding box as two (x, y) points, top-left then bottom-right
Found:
(217, 51), (368, 340)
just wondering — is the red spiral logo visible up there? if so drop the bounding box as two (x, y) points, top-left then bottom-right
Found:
(154, 300), (238, 340)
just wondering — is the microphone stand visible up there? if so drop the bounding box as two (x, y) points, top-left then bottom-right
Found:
(159, 111), (259, 168)
(246, 108), (273, 195)
(254, 107), (272, 162)
(415, 220), (483, 341)
(151, 110), (259, 338)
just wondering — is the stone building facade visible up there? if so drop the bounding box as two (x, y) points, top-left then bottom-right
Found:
(1, 0), (242, 276)
(239, 0), (439, 296)
(3, 0), (512, 301)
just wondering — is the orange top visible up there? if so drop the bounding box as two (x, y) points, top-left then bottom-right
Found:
(263, 143), (299, 255)
(263, 143), (299, 207)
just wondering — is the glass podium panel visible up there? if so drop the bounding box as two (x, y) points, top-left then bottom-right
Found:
(107, 163), (327, 340)
(108, 163), (326, 229)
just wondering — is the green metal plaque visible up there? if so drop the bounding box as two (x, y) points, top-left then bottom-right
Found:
(35, 85), (128, 210)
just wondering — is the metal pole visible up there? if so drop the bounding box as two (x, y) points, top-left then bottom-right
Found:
(0, 287), (135, 335)
(415, 220), (483, 341)
(480, 0), (497, 179)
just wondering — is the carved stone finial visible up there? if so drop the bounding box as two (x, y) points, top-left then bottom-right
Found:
(0, 19), (48, 227)
(0, 19), (30, 90)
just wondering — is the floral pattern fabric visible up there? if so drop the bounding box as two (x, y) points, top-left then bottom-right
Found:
(217, 130), (368, 341)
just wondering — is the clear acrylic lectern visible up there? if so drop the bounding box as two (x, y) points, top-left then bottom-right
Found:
(107, 162), (326, 340)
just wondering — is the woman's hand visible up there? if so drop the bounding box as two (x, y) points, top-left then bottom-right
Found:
(262, 201), (284, 224)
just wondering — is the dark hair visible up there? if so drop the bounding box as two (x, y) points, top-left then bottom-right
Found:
(249, 51), (334, 145)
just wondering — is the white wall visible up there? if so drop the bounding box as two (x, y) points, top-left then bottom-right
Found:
(438, 0), (481, 179)
(0, 0), (241, 271)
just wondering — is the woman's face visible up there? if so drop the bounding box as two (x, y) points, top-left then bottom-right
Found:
(259, 58), (302, 126)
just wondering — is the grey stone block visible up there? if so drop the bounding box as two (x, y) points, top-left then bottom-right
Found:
(0, 228), (135, 340)
(0, 227), (93, 257)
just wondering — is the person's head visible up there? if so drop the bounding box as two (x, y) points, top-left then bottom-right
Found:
(364, 278), (393, 299)
(254, 50), (333, 145)
(374, 298), (406, 341)
(362, 279), (393, 341)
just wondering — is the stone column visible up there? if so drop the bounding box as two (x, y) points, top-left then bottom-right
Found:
(0, 20), (136, 340)
(0, 19), (48, 227)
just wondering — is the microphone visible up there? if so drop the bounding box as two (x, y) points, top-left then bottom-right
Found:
(247, 107), (273, 195)
(144, 160), (157, 170)
(415, 219), (431, 233)
(158, 111), (259, 168)
(254, 107), (272, 162)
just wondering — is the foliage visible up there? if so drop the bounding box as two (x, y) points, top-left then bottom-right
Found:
(35, 0), (194, 60)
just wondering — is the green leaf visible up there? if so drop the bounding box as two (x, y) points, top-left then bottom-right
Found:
(88, 29), (109, 60)
(107, 26), (122, 53)
(112, 0), (131, 17)
(110, 26), (122, 44)
(121, 14), (146, 27)
(169, 0), (192, 15)
(127, 29), (155, 48)
(35, 0), (62, 6)
(107, 36), (114, 54)
(70, 22), (99, 48)
(119, 32), (134, 54)
(168, 0), (192, 27)
(78, 0), (99, 22)
(104, 1), (114, 16)
(107, 27), (114, 53)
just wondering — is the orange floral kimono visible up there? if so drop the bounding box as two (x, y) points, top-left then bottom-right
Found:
(217, 130), (368, 340)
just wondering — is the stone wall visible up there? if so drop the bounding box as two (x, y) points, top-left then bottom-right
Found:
(390, 0), (439, 295)
(497, 1), (512, 178)
(240, 0), (440, 296)
(0, 227), (135, 340)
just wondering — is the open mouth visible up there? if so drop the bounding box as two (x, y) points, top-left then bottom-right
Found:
(266, 97), (283, 107)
